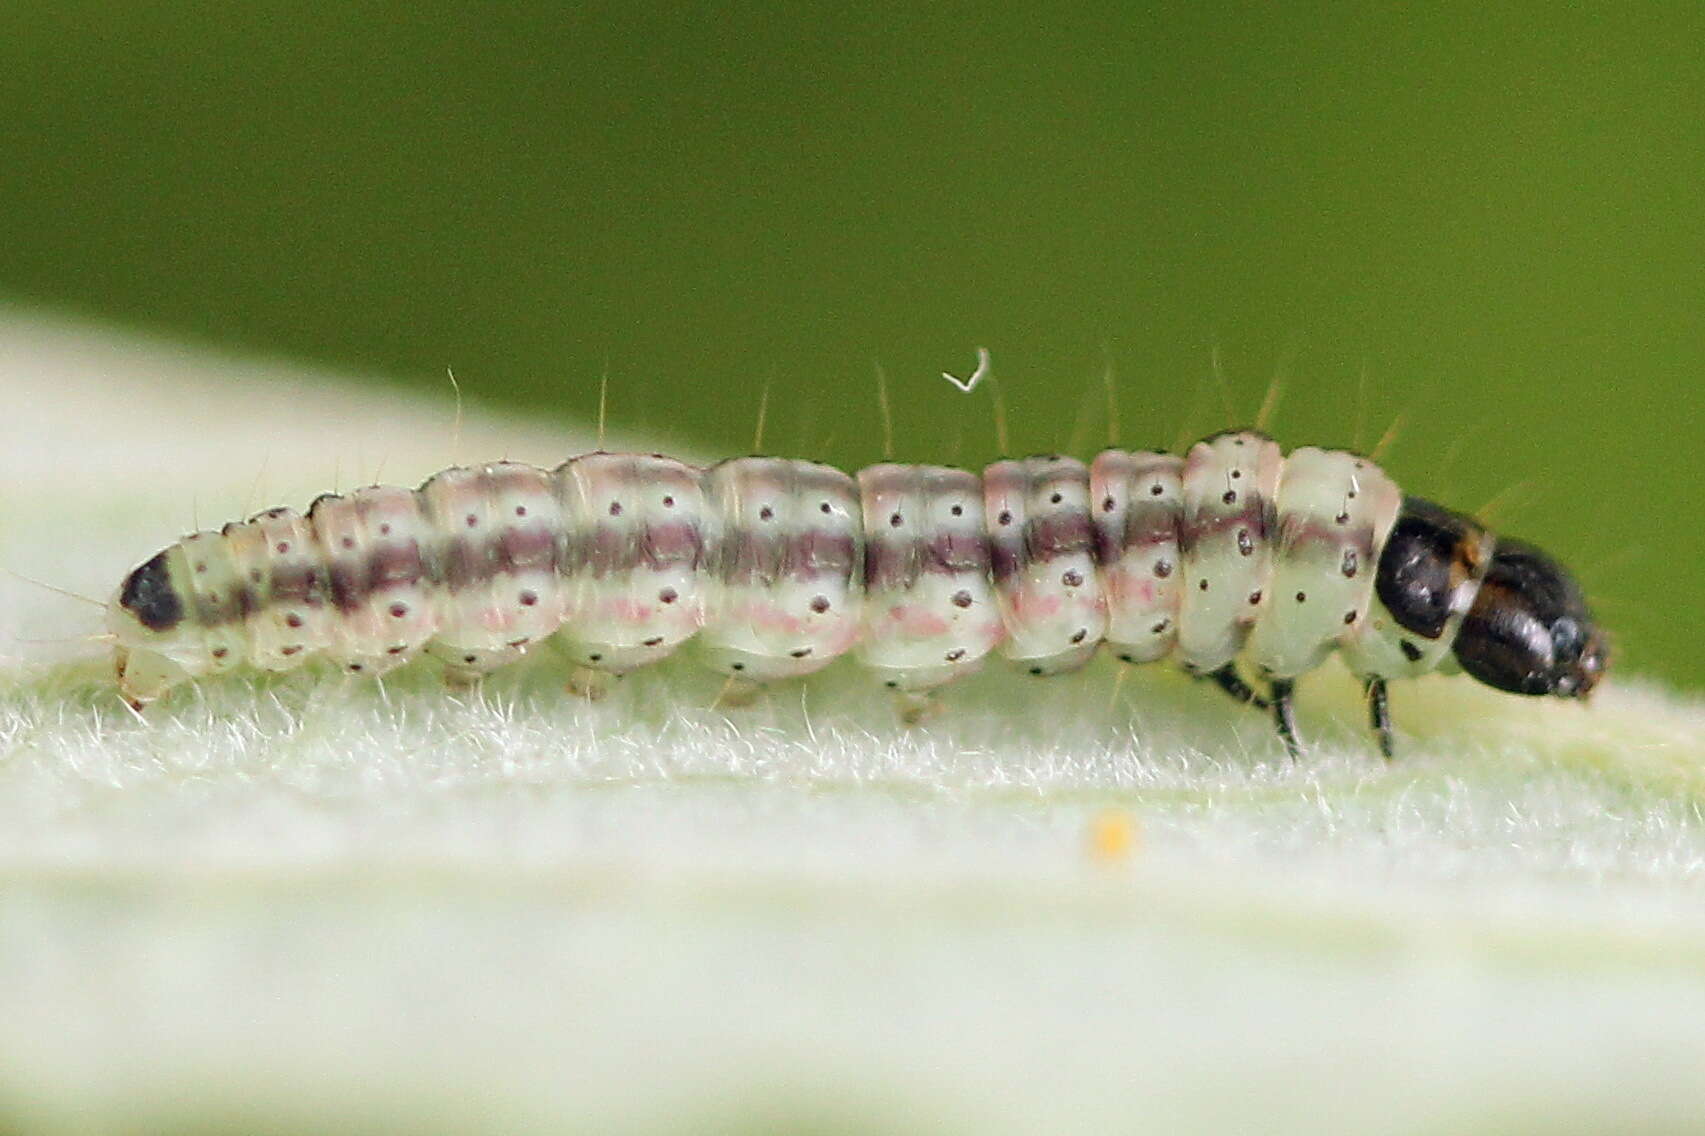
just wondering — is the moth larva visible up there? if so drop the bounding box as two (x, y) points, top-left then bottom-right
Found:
(108, 432), (1608, 757)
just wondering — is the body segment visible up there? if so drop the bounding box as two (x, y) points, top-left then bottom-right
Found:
(1244, 447), (1402, 679)
(552, 453), (705, 675)
(982, 455), (1107, 676)
(1090, 449), (1184, 665)
(698, 457), (864, 682)
(856, 463), (1002, 692)
(1174, 431), (1283, 674)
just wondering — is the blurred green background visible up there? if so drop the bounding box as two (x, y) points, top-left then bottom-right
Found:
(0, 4), (1698, 687)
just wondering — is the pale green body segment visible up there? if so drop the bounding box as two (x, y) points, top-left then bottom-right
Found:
(1091, 449), (1185, 666)
(552, 454), (708, 675)
(1244, 447), (1403, 680)
(1174, 432), (1285, 674)
(695, 458), (865, 683)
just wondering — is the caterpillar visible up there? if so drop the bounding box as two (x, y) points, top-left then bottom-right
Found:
(106, 430), (1607, 757)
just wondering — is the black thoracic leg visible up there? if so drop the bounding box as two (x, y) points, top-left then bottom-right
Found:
(1270, 677), (1301, 758)
(1201, 664), (1270, 711)
(1364, 677), (1394, 759)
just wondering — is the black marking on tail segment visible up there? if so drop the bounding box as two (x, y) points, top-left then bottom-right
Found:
(119, 551), (184, 631)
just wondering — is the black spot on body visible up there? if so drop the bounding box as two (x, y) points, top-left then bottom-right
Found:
(119, 551), (184, 632)
(1400, 640), (1423, 662)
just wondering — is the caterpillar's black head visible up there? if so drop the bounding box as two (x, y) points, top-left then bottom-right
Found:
(1453, 539), (1607, 699)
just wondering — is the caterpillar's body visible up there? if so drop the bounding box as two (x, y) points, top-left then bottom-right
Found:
(109, 431), (1607, 756)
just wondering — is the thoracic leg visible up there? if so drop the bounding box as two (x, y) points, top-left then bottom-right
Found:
(1201, 664), (1270, 711)
(1364, 677), (1394, 759)
(1270, 677), (1301, 758)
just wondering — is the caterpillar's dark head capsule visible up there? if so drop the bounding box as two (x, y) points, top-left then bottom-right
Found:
(1452, 538), (1608, 699)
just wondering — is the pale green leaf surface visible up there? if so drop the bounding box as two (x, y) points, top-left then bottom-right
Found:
(1, 310), (1703, 1135)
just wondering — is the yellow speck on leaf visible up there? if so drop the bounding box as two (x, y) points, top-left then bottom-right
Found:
(1089, 808), (1140, 863)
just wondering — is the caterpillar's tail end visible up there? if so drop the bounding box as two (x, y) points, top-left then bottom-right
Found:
(114, 645), (188, 709)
